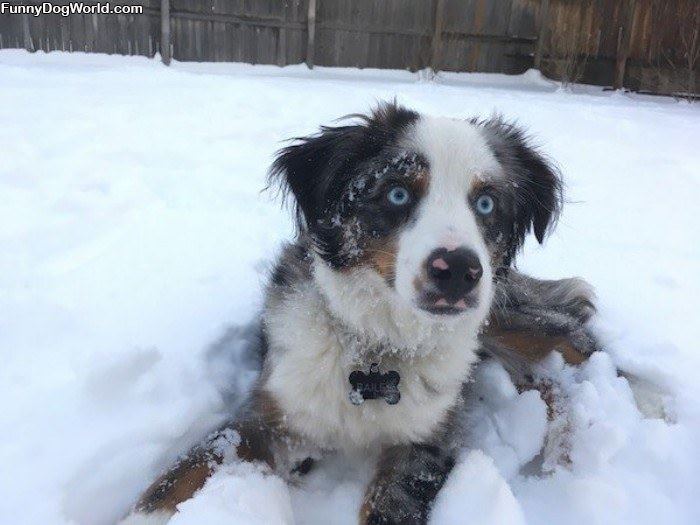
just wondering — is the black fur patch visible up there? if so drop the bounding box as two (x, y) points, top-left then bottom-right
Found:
(268, 102), (420, 269)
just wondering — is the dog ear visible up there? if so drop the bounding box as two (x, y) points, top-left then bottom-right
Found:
(511, 132), (562, 245)
(478, 117), (562, 245)
(268, 123), (366, 232)
(268, 102), (419, 233)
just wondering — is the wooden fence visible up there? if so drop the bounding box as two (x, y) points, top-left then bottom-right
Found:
(1, 1), (697, 97)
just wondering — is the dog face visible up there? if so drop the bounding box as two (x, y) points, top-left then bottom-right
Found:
(270, 103), (561, 320)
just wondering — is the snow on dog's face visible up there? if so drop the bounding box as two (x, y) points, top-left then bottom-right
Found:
(269, 103), (561, 321)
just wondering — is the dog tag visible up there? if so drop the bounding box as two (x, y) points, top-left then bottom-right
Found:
(348, 363), (400, 405)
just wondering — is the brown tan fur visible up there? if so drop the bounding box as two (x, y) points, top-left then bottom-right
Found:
(485, 327), (588, 365)
(363, 237), (399, 282)
(136, 448), (218, 514)
(407, 167), (430, 197)
(134, 390), (287, 515)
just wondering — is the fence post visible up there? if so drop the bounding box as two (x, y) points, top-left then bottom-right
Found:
(306, 0), (317, 68)
(22, 13), (35, 52)
(614, 0), (637, 90)
(278, 2), (287, 67)
(161, 0), (171, 65)
(430, 0), (446, 72)
(534, 0), (550, 70)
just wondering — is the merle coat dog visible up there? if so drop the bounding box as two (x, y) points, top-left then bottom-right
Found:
(125, 103), (597, 524)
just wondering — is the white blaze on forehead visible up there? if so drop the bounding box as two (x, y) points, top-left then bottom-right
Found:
(394, 115), (499, 312)
(407, 115), (502, 199)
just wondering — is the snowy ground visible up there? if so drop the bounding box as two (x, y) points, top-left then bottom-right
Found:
(1, 50), (699, 525)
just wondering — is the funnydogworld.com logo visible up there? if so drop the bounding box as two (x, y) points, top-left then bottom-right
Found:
(0, 2), (143, 17)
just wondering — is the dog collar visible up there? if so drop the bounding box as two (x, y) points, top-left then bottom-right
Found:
(348, 363), (400, 405)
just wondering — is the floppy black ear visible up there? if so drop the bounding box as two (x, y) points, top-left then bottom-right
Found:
(510, 131), (562, 244)
(268, 102), (419, 233)
(267, 124), (366, 231)
(478, 117), (563, 245)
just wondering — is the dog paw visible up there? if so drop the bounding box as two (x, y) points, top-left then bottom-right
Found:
(364, 509), (426, 525)
(554, 277), (597, 323)
(361, 491), (428, 525)
(501, 271), (597, 325)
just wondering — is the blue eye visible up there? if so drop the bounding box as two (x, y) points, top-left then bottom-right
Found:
(386, 185), (411, 206)
(475, 194), (495, 215)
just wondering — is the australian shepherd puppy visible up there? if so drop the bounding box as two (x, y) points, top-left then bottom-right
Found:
(125, 103), (597, 524)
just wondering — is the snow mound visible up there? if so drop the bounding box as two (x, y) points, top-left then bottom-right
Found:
(431, 450), (526, 525)
(170, 463), (293, 525)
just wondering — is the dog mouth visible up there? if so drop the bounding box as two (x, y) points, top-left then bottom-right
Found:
(417, 293), (478, 316)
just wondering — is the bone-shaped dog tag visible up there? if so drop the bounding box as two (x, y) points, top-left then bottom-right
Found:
(348, 363), (401, 405)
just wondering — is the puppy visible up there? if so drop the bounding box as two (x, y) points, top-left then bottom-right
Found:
(125, 103), (597, 524)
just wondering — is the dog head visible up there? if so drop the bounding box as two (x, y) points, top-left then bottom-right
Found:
(269, 103), (561, 328)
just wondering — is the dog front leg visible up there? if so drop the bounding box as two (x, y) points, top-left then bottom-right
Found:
(125, 390), (283, 523)
(485, 273), (600, 370)
(496, 269), (597, 324)
(128, 418), (275, 519)
(360, 443), (455, 525)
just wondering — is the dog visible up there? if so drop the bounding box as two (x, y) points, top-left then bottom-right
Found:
(124, 103), (598, 524)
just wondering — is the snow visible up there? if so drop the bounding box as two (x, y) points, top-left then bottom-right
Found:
(431, 450), (526, 525)
(1, 49), (699, 525)
(170, 463), (295, 525)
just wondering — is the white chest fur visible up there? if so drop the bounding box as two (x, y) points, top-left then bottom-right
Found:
(263, 280), (480, 450)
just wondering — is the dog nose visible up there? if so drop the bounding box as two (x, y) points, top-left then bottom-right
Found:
(426, 247), (483, 299)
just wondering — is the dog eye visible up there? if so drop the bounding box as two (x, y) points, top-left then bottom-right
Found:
(475, 194), (495, 215)
(386, 185), (411, 206)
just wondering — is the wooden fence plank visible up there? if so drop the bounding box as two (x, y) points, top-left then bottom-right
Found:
(21, 14), (33, 51)
(430, 0), (446, 70)
(161, 0), (171, 64)
(307, 0), (317, 68)
(278, 1), (287, 66)
(614, 0), (637, 89)
(534, 0), (549, 69)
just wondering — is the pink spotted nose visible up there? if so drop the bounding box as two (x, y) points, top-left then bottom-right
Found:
(426, 247), (483, 302)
